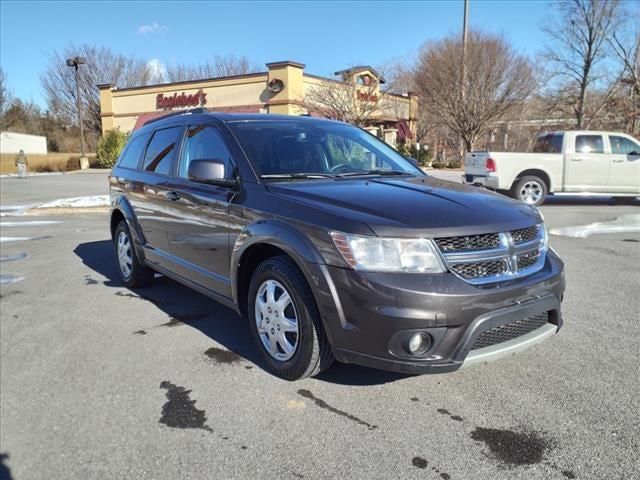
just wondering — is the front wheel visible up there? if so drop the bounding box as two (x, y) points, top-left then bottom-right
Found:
(247, 255), (333, 380)
(511, 175), (548, 206)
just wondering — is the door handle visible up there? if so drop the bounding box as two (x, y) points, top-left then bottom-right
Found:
(612, 159), (624, 163)
(571, 158), (584, 162)
(165, 191), (181, 201)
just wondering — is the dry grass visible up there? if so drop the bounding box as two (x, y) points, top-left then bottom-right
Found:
(0, 153), (99, 174)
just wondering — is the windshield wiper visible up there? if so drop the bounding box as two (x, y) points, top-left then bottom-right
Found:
(260, 173), (337, 180)
(336, 169), (414, 177)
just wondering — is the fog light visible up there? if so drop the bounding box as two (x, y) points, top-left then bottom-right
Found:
(409, 334), (425, 354)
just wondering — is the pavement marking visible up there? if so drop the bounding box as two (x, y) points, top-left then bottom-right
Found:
(550, 213), (640, 238)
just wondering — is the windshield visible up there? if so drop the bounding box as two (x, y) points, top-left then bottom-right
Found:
(227, 120), (423, 178)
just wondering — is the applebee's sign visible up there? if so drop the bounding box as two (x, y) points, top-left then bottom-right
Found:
(156, 89), (207, 110)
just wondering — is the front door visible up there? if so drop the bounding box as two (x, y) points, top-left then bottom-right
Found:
(164, 124), (237, 298)
(564, 134), (611, 192)
(607, 134), (640, 193)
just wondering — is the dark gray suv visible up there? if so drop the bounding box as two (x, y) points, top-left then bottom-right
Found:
(109, 110), (565, 380)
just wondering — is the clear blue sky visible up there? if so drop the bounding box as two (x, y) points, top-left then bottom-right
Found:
(1, 0), (550, 108)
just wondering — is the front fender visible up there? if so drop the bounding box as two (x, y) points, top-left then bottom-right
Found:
(230, 220), (349, 344)
(230, 220), (325, 299)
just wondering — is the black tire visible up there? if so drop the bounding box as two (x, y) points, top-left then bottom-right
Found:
(114, 220), (153, 288)
(247, 255), (334, 380)
(510, 175), (548, 207)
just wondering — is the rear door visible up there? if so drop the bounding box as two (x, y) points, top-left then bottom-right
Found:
(164, 123), (237, 298)
(564, 134), (611, 192)
(132, 125), (184, 265)
(607, 134), (640, 193)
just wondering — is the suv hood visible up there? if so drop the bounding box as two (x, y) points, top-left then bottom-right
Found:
(267, 176), (541, 237)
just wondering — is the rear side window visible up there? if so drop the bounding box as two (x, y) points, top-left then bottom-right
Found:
(533, 134), (563, 153)
(575, 135), (604, 154)
(117, 133), (149, 169)
(609, 135), (640, 155)
(179, 125), (234, 179)
(142, 126), (183, 176)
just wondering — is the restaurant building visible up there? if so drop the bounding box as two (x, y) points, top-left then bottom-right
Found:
(98, 61), (418, 146)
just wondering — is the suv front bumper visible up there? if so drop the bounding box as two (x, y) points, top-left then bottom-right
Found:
(311, 250), (565, 374)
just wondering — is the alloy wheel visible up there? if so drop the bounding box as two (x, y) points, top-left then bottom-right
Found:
(254, 279), (299, 361)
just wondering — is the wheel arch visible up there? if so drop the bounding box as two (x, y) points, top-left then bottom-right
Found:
(512, 168), (553, 192)
(231, 220), (327, 316)
(110, 195), (146, 258)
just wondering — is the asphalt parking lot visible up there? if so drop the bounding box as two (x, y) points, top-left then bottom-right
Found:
(1, 172), (638, 480)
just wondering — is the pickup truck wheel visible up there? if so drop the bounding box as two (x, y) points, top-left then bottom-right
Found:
(248, 255), (334, 381)
(511, 176), (548, 206)
(114, 220), (153, 288)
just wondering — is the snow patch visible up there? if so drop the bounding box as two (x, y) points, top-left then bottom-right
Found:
(0, 252), (27, 262)
(0, 274), (25, 285)
(1, 220), (62, 227)
(0, 236), (34, 243)
(35, 195), (109, 209)
(549, 214), (640, 238)
(0, 172), (63, 178)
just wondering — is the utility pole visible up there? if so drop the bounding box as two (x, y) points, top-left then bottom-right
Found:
(460, 0), (469, 159)
(66, 56), (88, 169)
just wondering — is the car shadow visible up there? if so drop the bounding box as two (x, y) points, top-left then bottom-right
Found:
(73, 240), (410, 386)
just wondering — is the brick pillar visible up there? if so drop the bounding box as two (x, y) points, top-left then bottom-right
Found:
(408, 91), (419, 141)
(98, 84), (115, 135)
(266, 61), (305, 115)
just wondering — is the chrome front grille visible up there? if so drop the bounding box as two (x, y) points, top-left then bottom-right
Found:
(434, 233), (501, 252)
(450, 259), (508, 279)
(511, 226), (539, 244)
(435, 224), (547, 285)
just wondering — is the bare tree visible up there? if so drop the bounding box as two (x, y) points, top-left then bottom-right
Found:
(0, 67), (10, 120)
(164, 55), (260, 82)
(542, 0), (624, 129)
(609, 27), (640, 134)
(41, 45), (154, 136)
(304, 71), (391, 127)
(414, 30), (536, 152)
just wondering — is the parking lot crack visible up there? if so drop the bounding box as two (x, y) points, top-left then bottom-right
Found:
(297, 389), (378, 430)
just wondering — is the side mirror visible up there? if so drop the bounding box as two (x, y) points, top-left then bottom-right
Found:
(187, 159), (236, 187)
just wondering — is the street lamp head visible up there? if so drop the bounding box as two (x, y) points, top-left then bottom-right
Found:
(66, 57), (87, 67)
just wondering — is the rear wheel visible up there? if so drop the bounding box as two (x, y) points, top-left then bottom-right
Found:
(114, 220), (153, 288)
(247, 255), (333, 380)
(511, 175), (548, 206)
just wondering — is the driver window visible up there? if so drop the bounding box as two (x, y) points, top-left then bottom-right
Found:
(609, 135), (640, 155)
(179, 125), (233, 179)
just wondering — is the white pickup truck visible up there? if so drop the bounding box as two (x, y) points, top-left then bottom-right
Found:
(463, 131), (640, 206)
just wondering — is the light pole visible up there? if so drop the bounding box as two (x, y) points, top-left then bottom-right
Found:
(66, 56), (88, 169)
(460, 0), (469, 160)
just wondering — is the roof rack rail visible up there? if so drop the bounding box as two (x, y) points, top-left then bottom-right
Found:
(144, 107), (209, 127)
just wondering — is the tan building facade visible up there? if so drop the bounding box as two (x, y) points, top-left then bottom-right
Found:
(99, 61), (418, 146)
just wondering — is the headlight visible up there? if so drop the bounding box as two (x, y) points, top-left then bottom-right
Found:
(539, 223), (549, 252)
(330, 232), (446, 273)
